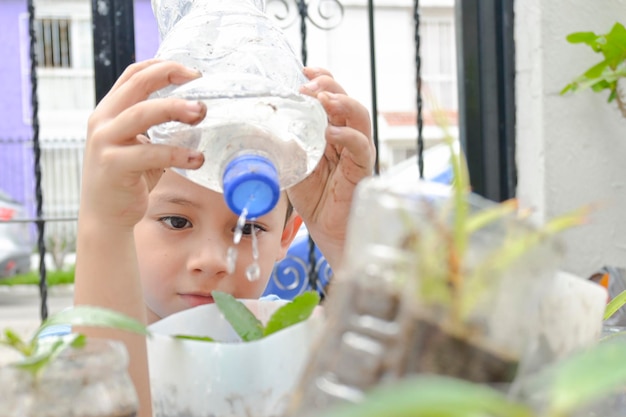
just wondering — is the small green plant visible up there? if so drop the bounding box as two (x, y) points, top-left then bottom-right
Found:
(406, 112), (588, 336)
(1, 291), (320, 376)
(561, 22), (626, 117)
(0, 306), (149, 377)
(174, 290), (321, 342)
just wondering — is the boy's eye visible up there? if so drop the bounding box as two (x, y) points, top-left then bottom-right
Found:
(241, 223), (266, 236)
(160, 216), (192, 230)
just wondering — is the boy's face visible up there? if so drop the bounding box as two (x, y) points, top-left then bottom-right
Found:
(134, 170), (299, 323)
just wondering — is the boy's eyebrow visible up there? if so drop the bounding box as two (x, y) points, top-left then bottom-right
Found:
(152, 193), (201, 208)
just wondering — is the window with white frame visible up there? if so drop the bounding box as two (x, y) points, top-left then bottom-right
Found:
(20, 3), (95, 129)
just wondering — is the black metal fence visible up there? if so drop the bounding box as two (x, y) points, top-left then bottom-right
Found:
(5, 0), (517, 321)
(0, 136), (82, 258)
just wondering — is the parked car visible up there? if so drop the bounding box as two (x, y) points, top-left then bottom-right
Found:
(0, 190), (31, 278)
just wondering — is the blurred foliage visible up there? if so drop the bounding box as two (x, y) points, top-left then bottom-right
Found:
(561, 22), (626, 117)
(0, 267), (74, 286)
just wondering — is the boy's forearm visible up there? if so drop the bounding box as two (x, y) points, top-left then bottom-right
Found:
(74, 217), (153, 417)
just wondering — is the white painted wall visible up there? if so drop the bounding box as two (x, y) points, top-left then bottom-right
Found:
(278, 0), (457, 170)
(515, 0), (626, 277)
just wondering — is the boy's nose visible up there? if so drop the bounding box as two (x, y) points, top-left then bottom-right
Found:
(187, 238), (230, 277)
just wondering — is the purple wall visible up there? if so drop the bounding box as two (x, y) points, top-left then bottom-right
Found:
(0, 0), (160, 206)
(135, 0), (161, 62)
(0, 1), (30, 140)
(0, 1), (33, 206)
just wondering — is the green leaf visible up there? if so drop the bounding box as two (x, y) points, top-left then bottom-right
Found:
(173, 334), (215, 342)
(545, 340), (626, 415)
(263, 291), (320, 337)
(560, 82), (575, 95)
(465, 198), (517, 234)
(14, 334), (86, 377)
(590, 79), (612, 92)
(14, 339), (65, 375)
(604, 288), (626, 320)
(602, 23), (626, 66)
(212, 291), (264, 342)
(318, 375), (533, 417)
(566, 31), (600, 46)
(34, 305), (150, 340)
(584, 60), (610, 79)
(0, 328), (31, 356)
(69, 333), (87, 349)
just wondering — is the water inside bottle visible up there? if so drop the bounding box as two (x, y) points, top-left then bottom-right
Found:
(227, 207), (261, 281)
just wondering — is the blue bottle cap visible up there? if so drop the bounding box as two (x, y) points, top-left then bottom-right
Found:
(222, 154), (280, 218)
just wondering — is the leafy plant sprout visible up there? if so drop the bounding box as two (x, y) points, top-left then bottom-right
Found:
(0, 306), (149, 378)
(1, 290), (319, 378)
(403, 108), (590, 337)
(174, 290), (321, 342)
(561, 22), (626, 118)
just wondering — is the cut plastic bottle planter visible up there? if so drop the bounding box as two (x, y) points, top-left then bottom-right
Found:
(287, 176), (607, 414)
(147, 300), (324, 417)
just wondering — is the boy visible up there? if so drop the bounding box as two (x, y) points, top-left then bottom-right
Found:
(74, 59), (375, 416)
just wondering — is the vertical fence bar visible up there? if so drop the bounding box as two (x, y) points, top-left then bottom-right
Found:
(27, 0), (49, 321)
(413, 0), (424, 179)
(367, 0), (380, 174)
(454, 0), (516, 201)
(91, 0), (136, 104)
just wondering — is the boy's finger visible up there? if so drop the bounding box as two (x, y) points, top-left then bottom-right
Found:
(96, 61), (202, 119)
(326, 126), (376, 173)
(303, 67), (335, 80)
(318, 92), (372, 139)
(105, 59), (162, 96)
(300, 74), (347, 97)
(105, 143), (204, 174)
(93, 98), (207, 145)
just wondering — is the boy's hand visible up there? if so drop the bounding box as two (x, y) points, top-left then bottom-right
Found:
(288, 67), (376, 270)
(81, 60), (206, 229)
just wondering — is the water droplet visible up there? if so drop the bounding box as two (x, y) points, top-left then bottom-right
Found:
(251, 223), (259, 261)
(233, 208), (248, 245)
(246, 262), (261, 282)
(227, 246), (238, 275)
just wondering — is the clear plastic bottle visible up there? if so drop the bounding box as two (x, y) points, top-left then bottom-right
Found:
(0, 339), (138, 417)
(148, 0), (328, 218)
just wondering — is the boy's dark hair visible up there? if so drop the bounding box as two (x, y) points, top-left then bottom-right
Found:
(285, 200), (294, 225)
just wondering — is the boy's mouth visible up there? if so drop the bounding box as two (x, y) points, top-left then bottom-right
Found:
(179, 293), (215, 307)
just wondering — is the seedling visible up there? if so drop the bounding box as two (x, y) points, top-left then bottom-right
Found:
(406, 111), (589, 336)
(0, 306), (150, 377)
(174, 290), (321, 342)
(561, 22), (626, 117)
(2, 291), (320, 376)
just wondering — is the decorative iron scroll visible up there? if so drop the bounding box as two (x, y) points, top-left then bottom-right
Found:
(266, 0), (344, 30)
(266, 249), (331, 299)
